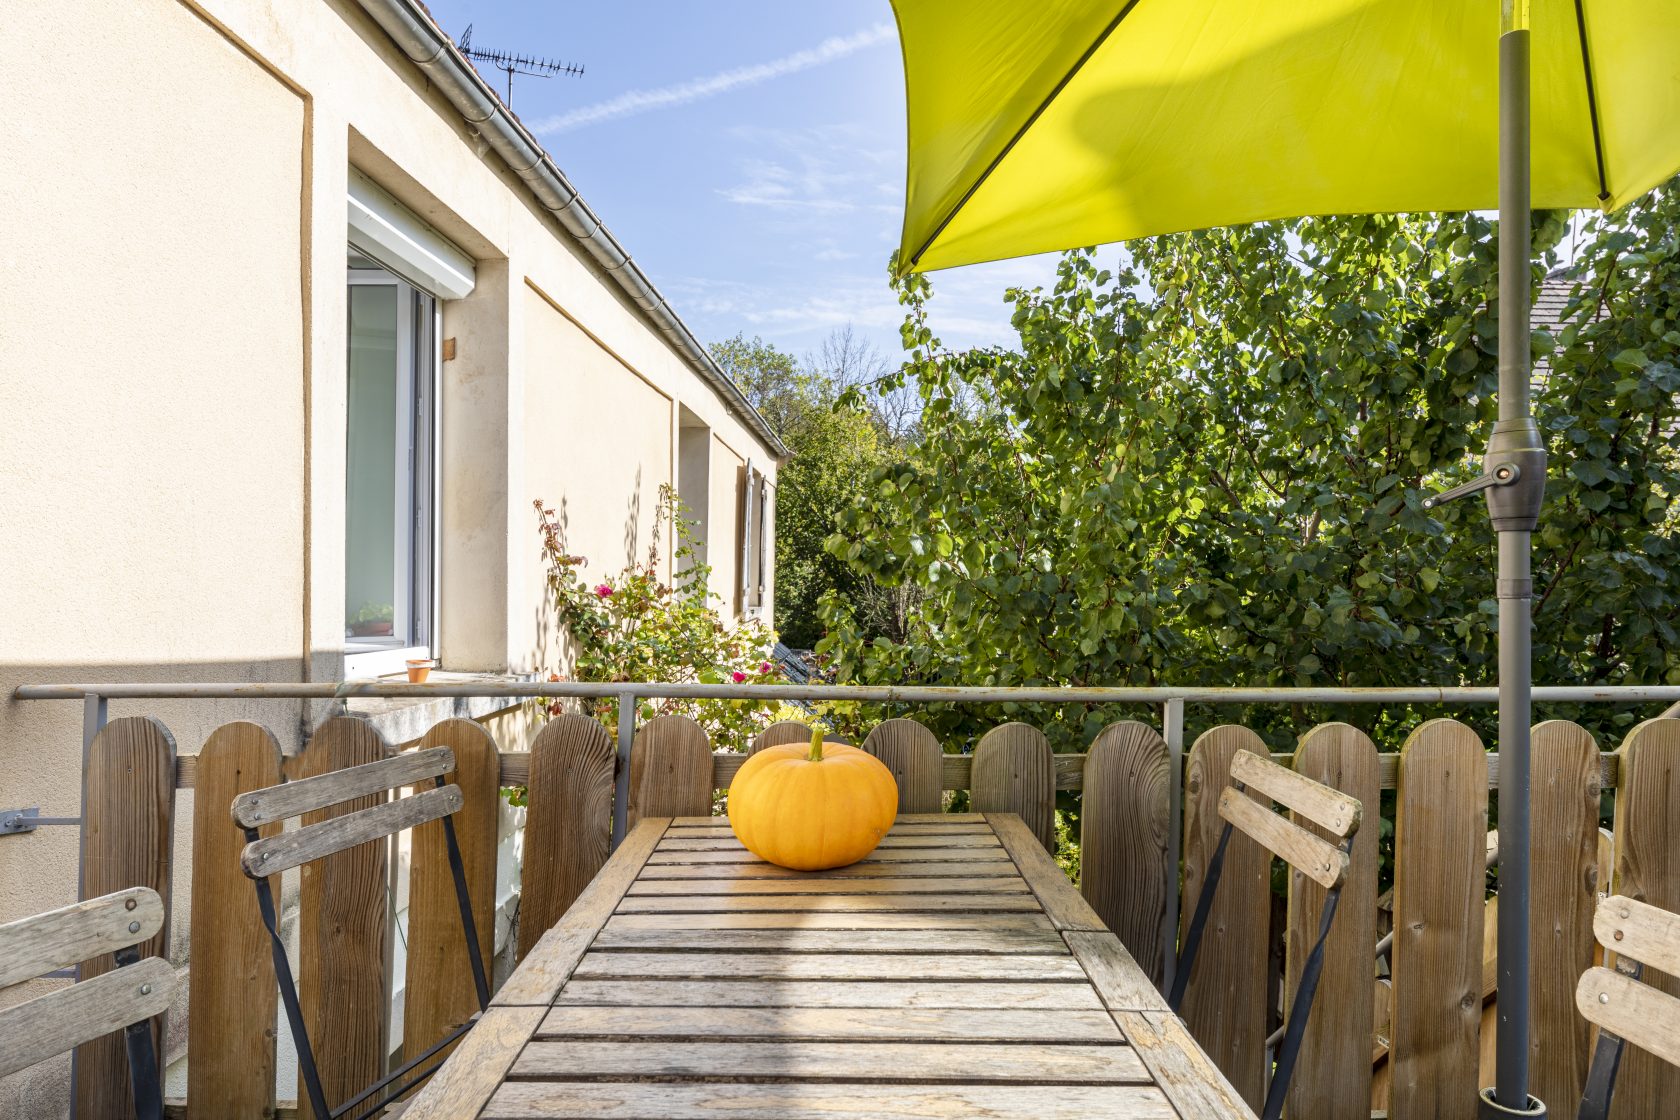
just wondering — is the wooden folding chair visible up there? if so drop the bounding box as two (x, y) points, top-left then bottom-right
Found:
(1166, 746), (1362, 1120)
(233, 745), (489, 1120)
(0, 887), (175, 1120)
(1576, 894), (1680, 1120)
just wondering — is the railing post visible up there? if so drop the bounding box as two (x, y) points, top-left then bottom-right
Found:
(1160, 697), (1184, 994)
(610, 689), (636, 849)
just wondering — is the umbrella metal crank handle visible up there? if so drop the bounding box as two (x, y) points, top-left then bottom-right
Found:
(1421, 462), (1521, 510)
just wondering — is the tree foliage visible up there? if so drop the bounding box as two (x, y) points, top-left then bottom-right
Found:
(716, 331), (915, 648)
(816, 192), (1680, 749)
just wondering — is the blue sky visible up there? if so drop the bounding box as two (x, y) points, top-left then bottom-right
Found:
(420, 1), (1062, 359)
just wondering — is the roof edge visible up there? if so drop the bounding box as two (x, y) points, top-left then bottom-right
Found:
(353, 0), (787, 459)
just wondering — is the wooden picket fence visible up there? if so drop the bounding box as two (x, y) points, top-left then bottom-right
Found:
(71, 711), (1680, 1119)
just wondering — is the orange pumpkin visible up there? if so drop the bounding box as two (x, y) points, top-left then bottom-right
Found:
(728, 729), (898, 870)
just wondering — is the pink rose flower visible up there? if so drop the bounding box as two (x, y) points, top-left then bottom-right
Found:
(594, 584), (613, 598)
(759, 661), (773, 674)
(731, 670), (747, 683)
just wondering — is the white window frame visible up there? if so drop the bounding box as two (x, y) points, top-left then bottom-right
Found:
(739, 461), (769, 618)
(345, 266), (440, 678)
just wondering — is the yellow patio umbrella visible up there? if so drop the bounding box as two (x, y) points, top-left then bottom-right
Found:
(890, 3), (1680, 1117)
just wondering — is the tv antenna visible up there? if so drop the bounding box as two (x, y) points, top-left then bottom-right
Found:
(458, 24), (584, 108)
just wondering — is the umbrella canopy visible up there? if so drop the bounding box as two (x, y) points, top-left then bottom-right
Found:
(889, 3), (1680, 1117)
(896, 1), (1680, 273)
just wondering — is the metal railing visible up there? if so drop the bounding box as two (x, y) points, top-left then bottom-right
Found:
(16, 677), (1680, 994)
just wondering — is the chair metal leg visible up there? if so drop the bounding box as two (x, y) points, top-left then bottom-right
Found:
(1168, 810), (1241, 1012)
(435, 775), (491, 1010)
(1578, 960), (1643, 1120)
(248, 827), (333, 1120)
(113, 947), (163, 1120)
(1260, 854), (1347, 1120)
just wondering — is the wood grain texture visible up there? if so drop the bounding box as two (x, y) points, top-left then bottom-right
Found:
(400, 1005), (546, 1120)
(285, 716), (390, 1120)
(535, 1005), (1123, 1042)
(570, 951), (1084, 981)
(511, 1040), (1148, 1083)
(554, 979), (1103, 1010)
(1216, 788), (1347, 888)
(626, 876), (1029, 896)
(1231, 746), (1362, 837)
(747, 720), (814, 755)
(1080, 721), (1171, 985)
(1063, 929), (1171, 1013)
(0, 957), (175, 1080)
(0, 887), (162, 988)
(629, 715), (714, 826)
(404, 720), (501, 1071)
(1282, 722), (1379, 1120)
(646, 845), (1007, 865)
(187, 722), (282, 1120)
(1609, 717), (1680, 1120)
(657, 832), (1001, 851)
(1596, 894), (1680, 976)
(1177, 724), (1271, 1110)
(240, 785), (461, 875)
(477, 1081), (1179, 1119)
(862, 719), (944, 813)
(1389, 718), (1487, 1120)
(613, 892), (1044, 913)
(1576, 965), (1680, 1070)
(75, 716), (176, 1120)
(1526, 719), (1603, 1113)
(230, 745), (453, 826)
(986, 812), (1107, 931)
(518, 714), (615, 960)
(602, 910), (1054, 932)
(971, 723), (1056, 849)
(639, 858), (1017, 880)
(588, 928), (1068, 954)
(1115, 1010), (1259, 1120)
(494, 818), (670, 1007)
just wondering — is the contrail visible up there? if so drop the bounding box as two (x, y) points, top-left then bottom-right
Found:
(529, 22), (895, 134)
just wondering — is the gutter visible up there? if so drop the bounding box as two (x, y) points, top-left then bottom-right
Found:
(353, 0), (787, 459)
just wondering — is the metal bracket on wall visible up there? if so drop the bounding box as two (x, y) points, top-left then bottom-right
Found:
(0, 807), (81, 836)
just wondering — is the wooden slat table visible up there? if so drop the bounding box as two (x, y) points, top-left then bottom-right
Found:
(407, 813), (1256, 1120)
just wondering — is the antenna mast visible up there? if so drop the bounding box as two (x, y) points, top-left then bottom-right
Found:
(458, 24), (584, 108)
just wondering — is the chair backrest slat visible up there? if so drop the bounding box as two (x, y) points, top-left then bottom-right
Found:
(0, 956), (175, 1078)
(1594, 894), (1680, 977)
(1576, 965), (1680, 1070)
(1231, 748), (1361, 838)
(1218, 787), (1348, 889)
(0, 887), (163, 989)
(231, 746), (455, 828)
(240, 784), (463, 877)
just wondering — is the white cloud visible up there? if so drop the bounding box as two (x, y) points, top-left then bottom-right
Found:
(530, 23), (896, 135)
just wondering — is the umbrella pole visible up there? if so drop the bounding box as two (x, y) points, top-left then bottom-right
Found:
(1483, 20), (1548, 1120)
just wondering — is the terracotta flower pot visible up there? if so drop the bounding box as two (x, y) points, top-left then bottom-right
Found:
(406, 659), (434, 684)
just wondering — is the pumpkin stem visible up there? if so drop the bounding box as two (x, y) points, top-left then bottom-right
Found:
(807, 727), (825, 762)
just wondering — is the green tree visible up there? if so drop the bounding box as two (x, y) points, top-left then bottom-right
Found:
(713, 331), (908, 648)
(817, 195), (1679, 750)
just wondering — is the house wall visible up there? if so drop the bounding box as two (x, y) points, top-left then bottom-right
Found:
(0, 0), (777, 1113)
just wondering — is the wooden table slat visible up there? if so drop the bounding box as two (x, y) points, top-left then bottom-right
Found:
(479, 1081), (1182, 1119)
(534, 1005), (1126, 1042)
(415, 812), (1255, 1120)
(509, 1039), (1151, 1083)
(554, 979), (1105, 1010)
(625, 875), (1030, 895)
(572, 951), (1089, 981)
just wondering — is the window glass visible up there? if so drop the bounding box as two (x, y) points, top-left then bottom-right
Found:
(346, 283), (402, 644)
(345, 259), (433, 663)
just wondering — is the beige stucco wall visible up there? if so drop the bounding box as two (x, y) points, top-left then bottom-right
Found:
(0, 0), (777, 1113)
(521, 282), (675, 673)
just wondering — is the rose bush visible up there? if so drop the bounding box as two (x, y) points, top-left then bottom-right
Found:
(533, 485), (783, 754)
